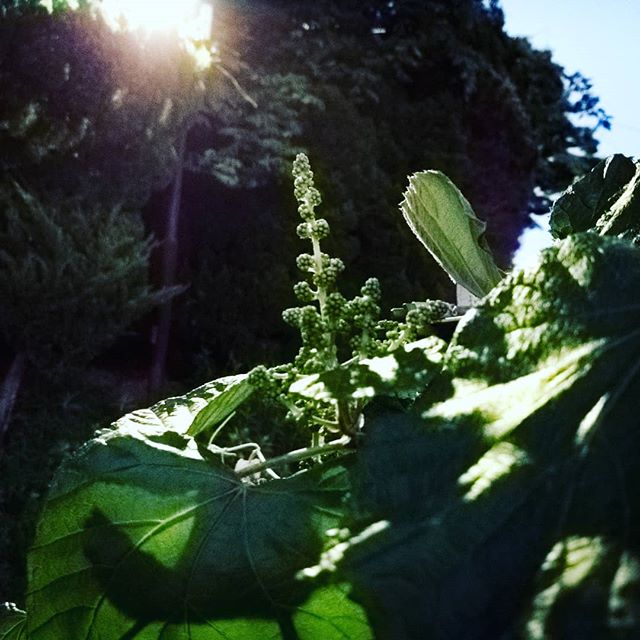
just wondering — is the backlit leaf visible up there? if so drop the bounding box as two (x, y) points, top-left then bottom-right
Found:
(327, 233), (640, 639)
(400, 171), (502, 298)
(187, 375), (255, 437)
(26, 422), (365, 638)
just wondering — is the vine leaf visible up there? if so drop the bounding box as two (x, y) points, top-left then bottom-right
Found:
(292, 584), (373, 639)
(400, 171), (502, 298)
(0, 605), (26, 640)
(549, 154), (639, 239)
(324, 234), (640, 639)
(26, 422), (368, 638)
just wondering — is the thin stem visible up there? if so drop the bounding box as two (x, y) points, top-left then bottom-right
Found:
(206, 410), (236, 448)
(311, 235), (326, 315)
(235, 435), (351, 479)
(359, 327), (370, 356)
(313, 416), (340, 428)
(279, 396), (303, 419)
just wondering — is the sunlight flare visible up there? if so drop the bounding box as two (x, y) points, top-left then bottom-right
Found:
(97, 0), (213, 41)
(95, 0), (215, 68)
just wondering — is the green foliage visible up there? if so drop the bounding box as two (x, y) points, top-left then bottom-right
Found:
(186, 0), (610, 376)
(327, 232), (640, 638)
(289, 336), (446, 405)
(550, 154), (640, 242)
(0, 182), (162, 370)
(186, 375), (254, 438)
(11, 154), (640, 638)
(0, 373), (124, 603)
(197, 156), (455, 443)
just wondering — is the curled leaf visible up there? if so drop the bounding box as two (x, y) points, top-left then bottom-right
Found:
(400, 171), (502, 298)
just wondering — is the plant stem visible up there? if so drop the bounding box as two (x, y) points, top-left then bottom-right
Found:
(235, 435), (351, 479)
(311, 235), (326, 314)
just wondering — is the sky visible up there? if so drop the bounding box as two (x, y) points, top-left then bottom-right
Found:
(499, 0), (640, 267)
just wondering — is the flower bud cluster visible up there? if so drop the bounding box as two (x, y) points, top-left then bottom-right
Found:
(313, 256), (344, 289)
(296, 219), (331, 242)
(406, 300), (455, 328)
(293, 281), (315, 303)
(247, 364), (280, 400)
(293, 153), (322, 221)
(283, 305), (332, 355)
(346, 278), (382, 357)
(376, 299), (456, 348)
(296, 253), (315, 272)
(277, 156), (397, 436)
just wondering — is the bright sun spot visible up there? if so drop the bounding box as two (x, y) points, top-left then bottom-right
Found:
(95, 0), (214, 68)
(97, 0), (213, 41)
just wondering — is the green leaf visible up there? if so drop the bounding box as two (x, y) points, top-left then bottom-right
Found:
(596, 160), (640, 238)
(110, 374), (250, 437)
(400, 171), (502, 298)
(187, 375), (255, 437)
(290, 337), (446, 403)
(549, 154), (640, 239)
(325, 233), (640, 638)
(26, 424), (362, 638)
(293, 584), (372, 639)
(0, 605), (26, 640)
(445, 232), (640, 384)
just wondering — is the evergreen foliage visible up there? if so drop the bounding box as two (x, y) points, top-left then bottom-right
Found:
(0, 182), (162, 371)
(0, 1), (610, 378)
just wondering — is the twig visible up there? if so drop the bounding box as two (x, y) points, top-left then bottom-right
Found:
(235, 435), (351, 479)
(214, 63), (258, 108)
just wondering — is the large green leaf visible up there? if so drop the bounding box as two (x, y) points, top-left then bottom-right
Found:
(26, 421), (369, 638)
(549, 154), (640, 240)
(0, 605), (26, 640)
(400, 171), (502, 298)
(323, 233), (640, 639)
(292, 584), (373, 639)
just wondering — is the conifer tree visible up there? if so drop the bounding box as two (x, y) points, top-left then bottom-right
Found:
(0, 183), (165, 441)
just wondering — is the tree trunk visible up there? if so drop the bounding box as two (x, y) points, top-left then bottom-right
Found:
(0, 351), (27, 450)
(148, 131), (187, 397)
